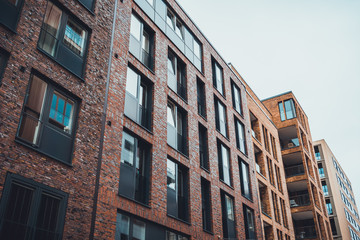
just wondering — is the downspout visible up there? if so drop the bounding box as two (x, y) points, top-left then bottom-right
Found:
(89, 0), (119, 239)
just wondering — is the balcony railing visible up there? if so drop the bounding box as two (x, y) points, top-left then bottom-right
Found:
(285, 164), (305, 178)
(282, 138), (300, 150)
(290, 194), (311, 207)
(295, 226), (317, 239)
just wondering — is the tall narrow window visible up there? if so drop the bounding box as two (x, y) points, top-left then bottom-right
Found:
(275, 165), (283, 192)
(221, 192), (236, 239)
(0, 0), (24, 31)
(215, 97), (228, 137)
(218, 141), (231, 186)
(38, 2), (88, 77)
(240, 159), (251, 200)
(270, 135), (278, 160)
(280, 198), (288, 228)
(0, 49), (9, 86)
(167, 158), (189, 221)
(235, 118), (246, 154)
(212, 59), (224, 95)
(197, 78), (206, 118)
(167, 100), (187, 155)
(194, 39), (202, 59)
(17, 73), (78, 163)
(199, 123), (209, 170)
(231, 81), (242, 115)
(272, 191), (280, 223)
(314, 145), (321, 160)
(262, 126), (269, 152)
(326, 199), (333, 215)
(318, 163), (325, 178)
(166, 231), (189, 240)
(201, 178), (212, 232)
(267, 158), (275, 185)
(119, 131), (150, 204)
(129, 13), (154, 69)
(322, 181), (328, 196)
(278, 99), (296, 121)
(124, 66), (152, 130)
(115, 213), (146, 240)
(167, 50), (187, 99)
(243, 205), (256, 239)
(0, 174), (67, 240)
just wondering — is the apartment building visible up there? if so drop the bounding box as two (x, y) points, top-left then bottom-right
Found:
(230, 65), (294, 240)
(314, 139), (360, 240)
(0, 0), (114, 239)
(262, 92), (333, 240)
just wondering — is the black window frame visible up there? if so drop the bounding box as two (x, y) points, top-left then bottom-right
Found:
(243, 204), (256, 239)
(278, 99), (297, 121)
(220, 191), (236, 239)
(118, 130), (151, 205)
(115, 212), (147, 240)
(239, 158), (252, 200)
(167, 99), (188, 155)
(15, 70), (80, 165)
(235, 117), (247, 155)
(214, 97), (228, 138)
(166, 157), (189, 222)
(201, 178), (212, 233)
(37, 1), (90, 78)
(196, 78), (206, 118)
(0, 173), (68, 240)
(0, 48), (9, 86)
(167, 49), (187, 100)
(217, 140), (232, 187)
(198, 123), (209, 171)
(124, 65), (153, 130)
(77, 0), (95, 12)
(231, 80), (243, 115)
(212, 58), (224, 96)
(0, 0), (24, 32)
(129, 12), (155, 70)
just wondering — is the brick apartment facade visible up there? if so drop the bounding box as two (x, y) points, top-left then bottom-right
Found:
(262, 92), (333, 240)
(230, 65), (295, 240)
(314, 139), (360, 240)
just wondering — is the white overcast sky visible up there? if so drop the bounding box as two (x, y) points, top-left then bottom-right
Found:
(177, 0), (360, 207)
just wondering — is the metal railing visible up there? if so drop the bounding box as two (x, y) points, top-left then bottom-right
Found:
(290, 194), (311, 207)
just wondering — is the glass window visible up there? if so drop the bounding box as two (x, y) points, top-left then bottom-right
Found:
(215, 98), (227, 137)
(322, 181), (328, 196)
(121, 132), (135, 166)
(167, 101), (187, 155)
(225, 195), (234, 220)
(63, 19), (87, 56)
(167, 103), (176, 127)
(232, 82), (242, 115)
(130, 13), (142, 41)
(278, 102), (285, 121)
(326, 199), (333, 215)
(0, 49), (9, 85)
(199, 124), (209, 170)
(193, 39), (201, 59)
(235, 119), (246, 154)
(126, 67), (139, 98)
(240, 160), (251, 199)
(0, 0), (24, 31)
(146, 0), (153, 6)
(284, 99), (296, 119)
(167, 159), (176, 190)
(218, 141), (231, 186)
(212, 60), (224, 95)
(244, 206), (256, 239)
(197, 79), (206, 118)
(175, 20), (183, 39)
(201, 178), (212, 232)
(116, 214), (146, 240)
(166, 10), (175, 29)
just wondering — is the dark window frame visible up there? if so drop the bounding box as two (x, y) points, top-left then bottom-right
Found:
(37, 1), (91, 78)
(243, 205), (256, 239)
(278, 99), (297, 121)
(220, 191), (236, 239)
(212, 58), (225, 96)
(235, 117), (247, 155)
(118, 130), (151, 205)
(0, 0), (25, 32)
(196, 78), (206, 118)
(77, 0), (95, 12)
(231, 80), (243, 116)
(217, 140), (232, 187)
(201, 178), (212, 233)
(239, 158), (252, 200)
(198, 123), (209, 171)
(0, 48), (9, 86)
(214, 97), (228, 138)
(15, 70), (80, 165)
(0, 173), (68, 240)
(167, 49), (187, 100)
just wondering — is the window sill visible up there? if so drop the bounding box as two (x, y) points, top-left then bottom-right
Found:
(167, 144), (189, 159)
(216, 129), (229, 142)
(14, 138), (73, 167)
(167, 85), (188, 105)
(199, 113), (207, 122)
(219, 179), (233, 189)
(242, 195), (253, 203)
(118, 193), (151, 209)
(37, 47), (85, 81)
(128, 51), (155, 76)
(262, 211), (272, 219)
(213, 87), (226, 100)
(167, 214), (191, 225)
(124, 115), (153, 135)
(0, 22), (18, 34)
(200, 166), (210, 174)
(203, 229), (214, 235)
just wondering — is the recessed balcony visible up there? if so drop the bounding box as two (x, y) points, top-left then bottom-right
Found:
(278, 126), (300, 150)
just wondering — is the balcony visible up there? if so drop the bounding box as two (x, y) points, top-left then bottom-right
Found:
(290, 194), (311, 207)
(278, 125), (300, 150)
(295, 226), (317, 239)
(285, 164), (305, 178)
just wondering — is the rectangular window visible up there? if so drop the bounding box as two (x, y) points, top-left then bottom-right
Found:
(270, 135), (278, 160)
(199, 123), (209, 171)
(272, 191), (280, 223)
(167, 158), (189, 222)
(221, 192), (236, 239)
(166, 9), (184, 40)
(314, 145), (321, 160)
(167, 50), (187, 99)
(0, 0), (24, 31)
(275, 165), (283, 192)
(78, 0), (94, 11)
(240, 159), (251, 200)
(197, 78), (206, 118)
(201, 178), (212, 232)
(38, 2), (89, 77)
(218, 141), (231, 186)
(119, 131), (150, 204)
(280, 198), (289, 228)
(231, 81), (242, 115)
(235, 118), (246, 154)
(330, 218), (337, 235)
(0, 49), (9, 86)
(115, 213), (146, 240)
(124, 66), (152, 130)
(262, 125), (269, 152)
(193, 39), (202, 60)
(322, 181), (328, 196)
(243, 205), (256, 239)
(167, 100), (187, 155)
(0, 173), (67, 240)
(212, 58), (224, 95)
(215, 97), (228, 138)
(166, 231), (189, 240)
(267, 158), (275, 185)
(129, 13), (154, 70)
(318, 163), (325, 178)
(326, 199), (333, 215)
(278, 99), (296, 121)
(17, 72), (78, 164)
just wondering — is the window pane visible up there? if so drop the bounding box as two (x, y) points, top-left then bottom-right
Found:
(241, 162), (250, 198)
(130, 14), (141, 41)
(221, 145), (230, 185)
(175, 20), (183, 39)
(146, 0), (153, 5)
(284, 99), (296, 119)
(193, 40), (201, 59)
(166, 11), (174, 29)
(167, 159), (176, 190)
(225, 195), (234, 220)
(39, 2), (62, 56)
(237, 121), (246, 153)
(166, 231), (177, 240)
(49, 92), (74, 133)
(233, 85), (241, 114)
(121, 132), (135, 166)
(167, 54), (175, 75)
(7, 0), (19, 6)
(176, 109), (183, 135)
(142, 31), (150, 53)
(278, 102), (285, 121)
(126, 67), (139, 98)
(167, 103), (176, 127)
(63, 19), (87, 56)
(119, 214), (130, 240)
(132, 219), (145, 240)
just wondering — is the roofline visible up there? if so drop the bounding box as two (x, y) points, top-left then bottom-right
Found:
(261, 91), (293, 102)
